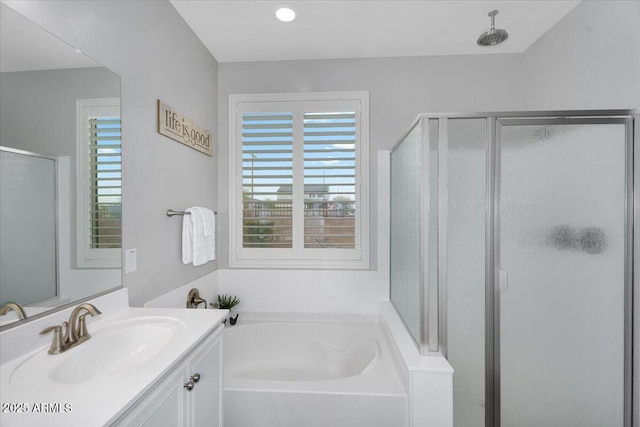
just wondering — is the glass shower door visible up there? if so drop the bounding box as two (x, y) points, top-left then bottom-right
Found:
(497, 120), (630, 426)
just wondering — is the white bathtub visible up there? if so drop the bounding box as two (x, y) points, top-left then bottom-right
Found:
(223, 316), (407, 427)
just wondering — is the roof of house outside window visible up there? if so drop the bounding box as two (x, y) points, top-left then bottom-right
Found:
(276, 184), (329, 200)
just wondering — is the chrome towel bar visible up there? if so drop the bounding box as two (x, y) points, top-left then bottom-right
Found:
(167, 209), (218, 217)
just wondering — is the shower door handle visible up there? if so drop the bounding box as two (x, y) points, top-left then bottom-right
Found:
(499, 270), (508, 291)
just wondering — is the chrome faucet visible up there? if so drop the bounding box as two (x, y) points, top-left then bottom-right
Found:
(40, 303), (102, 355)
(0, 302), (27, 320)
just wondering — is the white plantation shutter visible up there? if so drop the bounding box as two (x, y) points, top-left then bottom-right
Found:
(89, 117), (122, 249)
(303, 112), (356, 248)
(242, 112), (294, 248)
(231, 92), (369, 269)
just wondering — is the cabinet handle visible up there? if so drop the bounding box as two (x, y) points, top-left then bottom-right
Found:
(184, 380), (195, 391)
(191, 373), (201, 383)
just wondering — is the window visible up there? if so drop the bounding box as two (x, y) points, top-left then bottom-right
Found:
(76, 98), (122, 268)
(230, 92), (369, 269)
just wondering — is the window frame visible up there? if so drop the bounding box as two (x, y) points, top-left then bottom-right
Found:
(76, 97), (122, 269)
(229, 91), (369, 269)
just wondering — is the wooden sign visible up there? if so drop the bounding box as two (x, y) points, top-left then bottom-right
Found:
(157, 100), (213, 156)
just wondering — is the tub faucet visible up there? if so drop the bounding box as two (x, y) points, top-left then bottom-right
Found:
(187, 288), (207, 309)
(0, 302), (27, 320)
(40, 303), (102, 355)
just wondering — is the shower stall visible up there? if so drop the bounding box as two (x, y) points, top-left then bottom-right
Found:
(389, 110), (639, 427)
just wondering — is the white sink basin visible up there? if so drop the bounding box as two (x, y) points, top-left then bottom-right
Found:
(10, 316), (185, 386)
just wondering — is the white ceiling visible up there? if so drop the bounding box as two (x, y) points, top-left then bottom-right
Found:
(1, 2), (99, 73)
(170, 0), (581, 63)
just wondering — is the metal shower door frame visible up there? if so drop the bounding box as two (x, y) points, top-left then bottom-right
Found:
(485, 111), (638, 427)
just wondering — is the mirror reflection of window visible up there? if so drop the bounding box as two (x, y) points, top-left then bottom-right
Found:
(77, 98), (122, 268)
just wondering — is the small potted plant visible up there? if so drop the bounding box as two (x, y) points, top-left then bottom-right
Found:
(210, 294), (240, 325)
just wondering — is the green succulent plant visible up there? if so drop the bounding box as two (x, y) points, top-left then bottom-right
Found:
(210, 294), (240, 310)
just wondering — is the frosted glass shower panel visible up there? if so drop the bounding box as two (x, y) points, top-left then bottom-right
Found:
(499, 122), (627, 426)
(0, 150), (57, 306)
(390, 120), (423, 345)
(446, 118), (487, 427)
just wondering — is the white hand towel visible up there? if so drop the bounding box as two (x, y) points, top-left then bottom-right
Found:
(182, 208), (194, 264)
(201, 207), (216, 262)
(191, 207), (216, 266)
(202, 207), (216, 237)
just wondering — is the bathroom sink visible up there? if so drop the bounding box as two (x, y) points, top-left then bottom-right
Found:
(10, 316), (186, 386)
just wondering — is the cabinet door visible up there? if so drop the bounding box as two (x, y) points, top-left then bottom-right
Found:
(113, 366), (187, 427)
(188, 330), (223, 427)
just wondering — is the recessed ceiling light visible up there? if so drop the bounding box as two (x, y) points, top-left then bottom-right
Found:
(73, 48), (83, 54)
(274, 4), (297, 22)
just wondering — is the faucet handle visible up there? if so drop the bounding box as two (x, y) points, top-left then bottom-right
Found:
(77, 313), (92, 340)
(40, 325), (66, 355)
(40, 325), (62, 335)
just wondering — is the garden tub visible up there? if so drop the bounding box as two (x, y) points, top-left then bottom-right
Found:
(223, 316), (407, 427)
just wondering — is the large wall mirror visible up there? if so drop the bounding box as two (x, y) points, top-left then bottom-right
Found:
(0, 3), (123, 329)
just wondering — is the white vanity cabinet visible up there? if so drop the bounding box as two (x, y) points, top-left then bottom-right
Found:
(113, 324), (223, 427)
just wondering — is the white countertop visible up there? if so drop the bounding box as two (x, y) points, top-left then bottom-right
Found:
(0, 307), (226, 426)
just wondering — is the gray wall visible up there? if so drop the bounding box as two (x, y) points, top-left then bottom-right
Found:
(522, 0), (640, 110)
(217, 54), (524, 269)
(0, 67), (120, 266)
(7, 0), (219, 306)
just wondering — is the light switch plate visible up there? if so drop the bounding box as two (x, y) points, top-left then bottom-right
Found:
(125, 248), (137, 274)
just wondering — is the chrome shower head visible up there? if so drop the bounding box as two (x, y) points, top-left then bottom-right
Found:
(477, 10), (509, 46)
